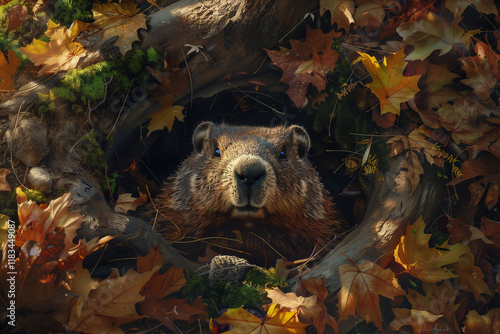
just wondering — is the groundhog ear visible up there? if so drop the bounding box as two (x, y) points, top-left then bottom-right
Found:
(193, 122), (213, 153)
(290, 125), (310, 159)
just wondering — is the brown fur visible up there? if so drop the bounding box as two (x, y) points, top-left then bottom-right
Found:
(148, 122), (344, 266)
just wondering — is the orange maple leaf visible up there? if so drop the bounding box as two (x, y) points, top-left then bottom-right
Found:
(91, 2), (147, 55)
(358, 48), (421, 116)
(211, 304), (308, 334)
(114, 191), (147, 214)
(19, 19), (89, 74)
(147, 94), (185, 136)
(0, 46), (20, 90)
(337, 260), (405, 331)
(394, 216), (470, 282)
(302, 277), (338, 334)
(265, 26), (341, 108)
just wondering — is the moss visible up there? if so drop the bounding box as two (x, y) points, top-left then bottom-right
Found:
(34, 92), (56, 117)
(0, 192), (17, 219)
(22, 188), (47, 204)
(81, 131), (107, 187)
(146, 47), (162, 64)
(51, 0), (93, 27)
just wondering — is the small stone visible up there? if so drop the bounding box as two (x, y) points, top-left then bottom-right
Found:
(27, 167), (52, 194)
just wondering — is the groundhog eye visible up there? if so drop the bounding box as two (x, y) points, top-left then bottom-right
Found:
(214, 148), (221, 157)
(278, 149), (287, 161)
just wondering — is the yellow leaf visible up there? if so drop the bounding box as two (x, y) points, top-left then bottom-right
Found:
(19, 19), (88, 74)
(451, 252), (492, 301)
(396, 13), (468, 61)
(320, 0), (354, 31)
(358, 48), (421, 115)
(92, 2), (147, 55)
(0, 46), (20, 90)
(337, 260), (404, 331)
(394, 216), (469, 282)
(147, 95), (185, 136)
(266, 287), (321, 324)
(464, 309), (500, 334)
(212, 304), (308, 334)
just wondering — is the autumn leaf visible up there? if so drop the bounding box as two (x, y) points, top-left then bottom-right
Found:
(451, 252), (491, 300)
(437, 96), (494, 144)
(211, 304), (308, 334)
(266, 287), (321, 324)
(91, 2), (147, 55)
(320, 0), (354, 31)
(147, 94), (185, 136)
(464, 308), (500, 334)
(358, 48), (421, 115)
(337, 260), (404, 331)
(394, 216), (469, 282)
(114, 191), (147, 214)
(396, 13), (468, 61)
(0, 214), (11, 249)
(467, 127), (500, 160)
(481, 216), (500, 247)
(265, 26), (341, 108)
(0, 168), (11, 193)
(392, 281), (460, 333)
(140, 297), (208, 330)
(445, 0), (497, 18)
(468, 40), (500, 81)
(7, 5), (28, 32)
(147, 60), (188, 97)
(19, 19), (89, 74)
(0, 46), (21, 90)
(461, 59), (497, 102)
(448, 153), (500, 209)
(68, 268), (154, 333)
(353, 0), (397, 28)
(302, 277), (338, 334)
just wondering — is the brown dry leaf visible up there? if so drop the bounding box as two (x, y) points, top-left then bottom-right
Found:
(470, 40), (500, 81)
(68, 268), (154, 333)
(468, 127), (500, 160)
(147, 60), (188, 97)
(265, 26), (341, 108)
(7, 5), (28, 32)
(0, 46), (21, 90)
(461, 59), (497, 102)
(114, 191), (147, 214)
(147, 94), (185, 135)
(445, 0), (497, 18)
(139, 297), (208, 330)
(481, 216), (500, 246)
(392, 281), (460, 333)
(19, 19), (89, 74)
(448, 154), (500, 209)
(464, 308), (500, 334)
(394, 216), (469, 282)
(92, 2), (147, 55)
(0, 168), (11, 192)
(354, 0), (398, 28)
(302, 277), (338, 334)
(358, 48), (421, 116)
(266, 287), (321, 324)
(437, 96), (493, 144)
(396, 13), (468, 61)
(451, 253), (491, 300)
(320, 0), (354, 31)
(337, 260), (404, 331)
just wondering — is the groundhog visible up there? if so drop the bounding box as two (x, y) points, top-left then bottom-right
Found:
(150, 122), (344, 267)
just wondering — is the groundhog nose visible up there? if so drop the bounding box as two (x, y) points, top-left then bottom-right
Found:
(235, 162), (266, 187)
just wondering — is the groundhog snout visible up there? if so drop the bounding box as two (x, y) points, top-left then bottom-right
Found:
(231, 155), (271, 209)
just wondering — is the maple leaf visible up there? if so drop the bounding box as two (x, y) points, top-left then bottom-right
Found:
(265, 287), (321, 324)
(353, 0), (397, 28)
(448, 154), (500, 209)
(445, 0), (497, 18)
(320, 0), (354, 31)
(396, 13), (468, 61)
(91, 2), (147, 55)
(68, 268), (154, 333)
(147, 94), (185, 136)
(114, 191), (147, 214)
(464, 308), (500, 334)
(394, 216), (469, 282)
(0, 168), (11, 193)
(437, 96), (493, 144)
(211, 304), (308, 334)
(146, 60), (188, 97)
(0, 46), (21, 90)
(265, 26), (341, 108)
(469, 40), (500, 81)
(301, 277), (338, 334)
(358, 48), (421, 115)
(467, 127), (500, 160)
(337, 260), (404, 331)
(461, 59), (497, 102)
(19, 19), (89, 74)
(391, 281), (460, 333)
(387, 129), (444, 192)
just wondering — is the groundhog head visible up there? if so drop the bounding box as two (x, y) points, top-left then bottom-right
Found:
(152, 122), (343, 266)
